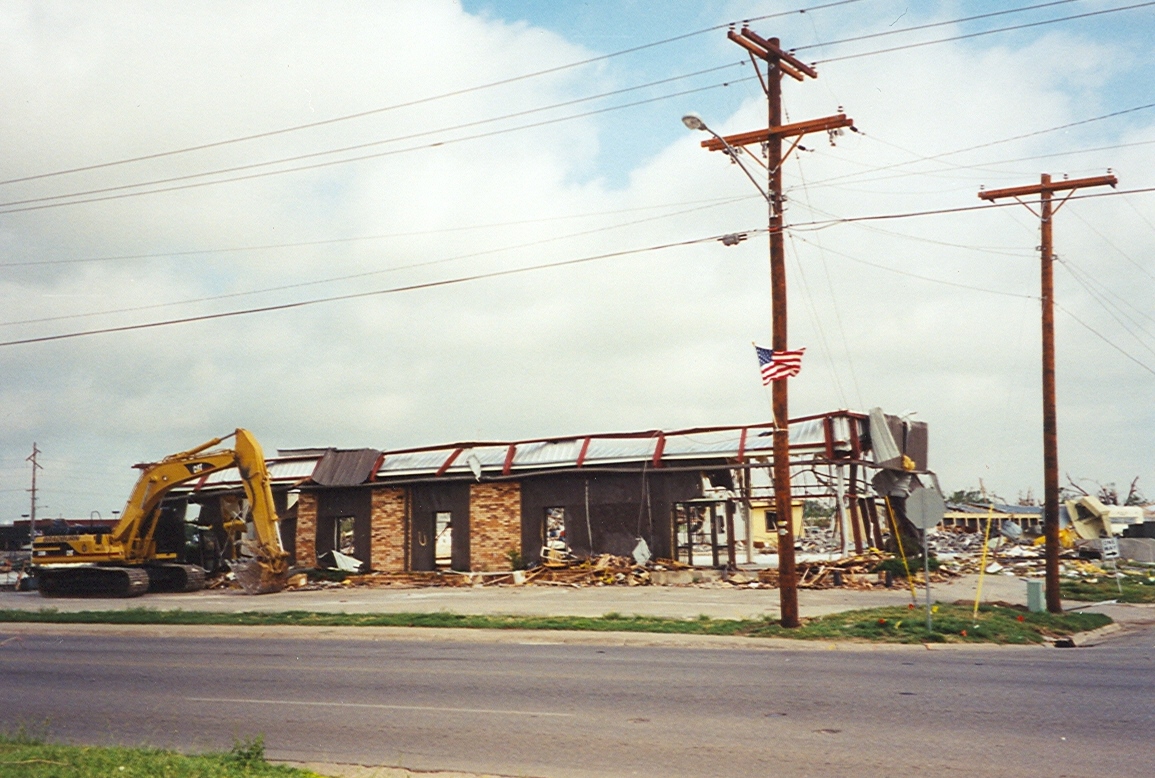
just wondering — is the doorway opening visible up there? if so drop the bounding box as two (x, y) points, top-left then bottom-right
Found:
(434, 511), (453, 569)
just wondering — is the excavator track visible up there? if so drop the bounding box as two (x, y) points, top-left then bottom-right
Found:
(145, 563), (206, 593)
(37, 566), (150, 598)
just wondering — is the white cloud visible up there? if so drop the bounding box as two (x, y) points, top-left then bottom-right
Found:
(1, 1), (1153, 517)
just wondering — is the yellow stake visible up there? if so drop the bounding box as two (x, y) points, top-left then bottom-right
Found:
(884, 497), (918, 604)
(973, 505), (996, 622)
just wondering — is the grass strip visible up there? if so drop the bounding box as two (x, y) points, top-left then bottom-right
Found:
(1062, 576), (1155, 603)
(0, 733), (317, 778)
(0, 603), (1109, 644)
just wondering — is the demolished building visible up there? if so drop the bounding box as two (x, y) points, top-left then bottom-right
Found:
(168, 410), (932, 574)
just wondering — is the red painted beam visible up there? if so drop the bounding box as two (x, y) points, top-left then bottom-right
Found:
(502, 444), (517, 476)
(651, 434), (666, 468)
(576, 437), (591, 467)
(435, 448), (464, 476)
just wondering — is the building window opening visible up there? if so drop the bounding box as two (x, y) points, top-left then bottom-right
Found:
(544, 507), (567, 550)
(335, 516), (356, 557)
(434, 511), (453, 569)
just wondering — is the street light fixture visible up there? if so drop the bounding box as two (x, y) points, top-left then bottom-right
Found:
(682, 113), (770, 203)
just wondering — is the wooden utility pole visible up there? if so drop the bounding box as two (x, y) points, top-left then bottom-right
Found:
(700, 27), (853, 628)
(978, 173), (1117, 613)
(26, 442), (42, 542)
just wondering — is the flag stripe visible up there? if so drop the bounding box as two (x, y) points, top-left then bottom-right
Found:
(755, 344), (804, 384)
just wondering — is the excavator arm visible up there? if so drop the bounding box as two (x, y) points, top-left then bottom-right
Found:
(230, 429), (290, 593)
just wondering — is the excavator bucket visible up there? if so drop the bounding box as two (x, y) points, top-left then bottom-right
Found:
(231, 543), (290, 594)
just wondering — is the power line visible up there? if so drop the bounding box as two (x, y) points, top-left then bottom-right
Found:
(0, 231), (752, 348)
(787, 185), (1155, 231)
(9, 188), (1155, 347)
(0, 62), (747, 210)
(0, 197), (748, 328)
(1059, 261), (1155, 364)
(1068, 208), (1155, 283)
(0, 0), (864, 188)
(794, 0), (1081, 53)
(790, 234), (1038, 300)
(0, 194), (755, 268)
(1055, 301), (1155, 377)
(0, 76), (759, 215)
(788, 141), (863, 407)
(804, 135), (1153, 193)
(814, 1), (1155, 64)
(795, 101), (1155, 191)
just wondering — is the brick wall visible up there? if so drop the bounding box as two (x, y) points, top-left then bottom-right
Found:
(295, 492), (317, 567)
(370, 487), (407, 572)
(469, 482), (521, 571)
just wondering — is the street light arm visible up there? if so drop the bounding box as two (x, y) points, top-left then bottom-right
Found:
(685, 116), (770, 204)
(707, 130), (771, 204)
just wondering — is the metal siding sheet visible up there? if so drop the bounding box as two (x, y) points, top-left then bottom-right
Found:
(311, 449), (383, 487)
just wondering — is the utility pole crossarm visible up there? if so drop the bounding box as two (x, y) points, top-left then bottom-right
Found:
(978, 174), (1117, 201)
(700, 114), (855, 151)
(728, 27), (818, 79)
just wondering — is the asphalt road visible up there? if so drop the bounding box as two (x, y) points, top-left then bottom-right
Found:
(1, 625), (1152, 778)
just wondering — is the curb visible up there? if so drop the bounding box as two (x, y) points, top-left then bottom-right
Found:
(0, 620), (1051, 651)
(1067, 621), (1123, 647)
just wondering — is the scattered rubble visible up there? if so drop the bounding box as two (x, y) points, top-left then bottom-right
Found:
(194, 526), (1155, 593)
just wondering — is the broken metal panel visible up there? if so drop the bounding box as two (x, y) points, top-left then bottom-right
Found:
(197, 457), (316, 486)
(868, 408), (903, 468)
(311, 448), (383, 487)
(904, 421), (929, 471)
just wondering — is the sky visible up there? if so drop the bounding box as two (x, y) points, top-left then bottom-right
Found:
(1, 0), (1154, 520)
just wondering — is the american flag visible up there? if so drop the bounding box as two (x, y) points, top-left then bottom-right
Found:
(755, 344), (805, 384)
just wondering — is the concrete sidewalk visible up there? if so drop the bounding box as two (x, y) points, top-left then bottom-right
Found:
(2, 572), (1127, 620)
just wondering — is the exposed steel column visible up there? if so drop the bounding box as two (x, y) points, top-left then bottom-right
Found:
(767, 37), (798, 628)
(1039, 175), (1061, 613)
(848, 463), (864, 554)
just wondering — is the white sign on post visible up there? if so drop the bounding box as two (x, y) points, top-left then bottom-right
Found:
(905, 486), (946, 633)
(1101, 536), (1120, 561)
(1100, 536), (1123, 595)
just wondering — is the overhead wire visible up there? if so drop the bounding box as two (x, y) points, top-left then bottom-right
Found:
(813, 1), (1155, 64)
(1068, 208), (1155, 283)
(0, 230), (759, 348)
(13, 189), (1155, 340)
(788, 233), (1039, 300)
(794, 0), (1081, 52)
(1055, 301), (1155, 377)
(4, 1), (1137, 213)
(795, 101), (1155, 191)
(0, 193), (758, 269)
(785, 109), (863, 407)
(1058, 258), (1155, 357)
(786, 185), (1155, 231)
(0, 0), (865, 187)
(0, 62), (748, 211)
(0, 75), (762, 215)
(0, 196), (752, 328)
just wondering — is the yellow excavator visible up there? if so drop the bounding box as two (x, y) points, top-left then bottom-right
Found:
(32, 429), (289, 597)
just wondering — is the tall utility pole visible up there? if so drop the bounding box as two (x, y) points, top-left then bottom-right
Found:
(26, 442), (42, 543)
(978, 173), (1117, 613)
(700, 27), (853, 628)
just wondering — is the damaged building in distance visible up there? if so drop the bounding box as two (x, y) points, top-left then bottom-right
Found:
(167, 410), (930, 574)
